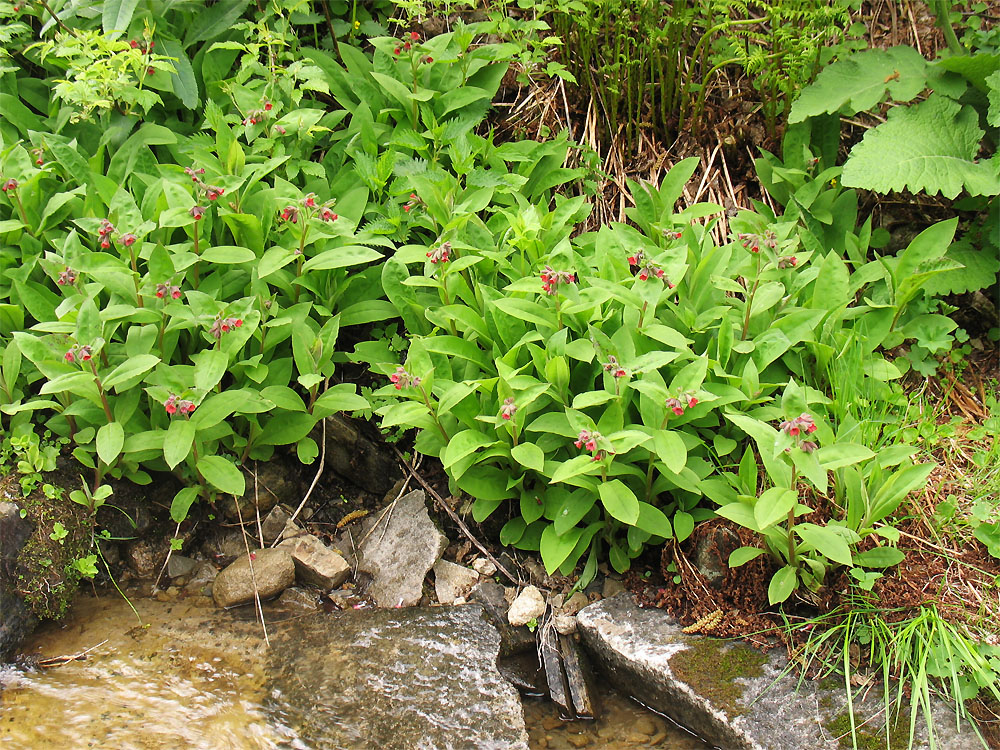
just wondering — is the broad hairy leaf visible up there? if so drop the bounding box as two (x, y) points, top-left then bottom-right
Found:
(842, 95), (1000, 199)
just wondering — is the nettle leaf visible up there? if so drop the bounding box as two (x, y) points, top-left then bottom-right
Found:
(789, 46), (929, 122)
(842, 95), (1000, 199)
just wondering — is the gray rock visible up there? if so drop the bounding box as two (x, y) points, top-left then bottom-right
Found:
(212, 548), (295, 608)
(0, 500), (37, 662)
(508, 585), (545, 627)
(260, 505), (290, 545)
(322, 414), (401, 495)
(268, 604), (529, 749)
(166, 554), (198, 580)
(222, 462), (299, 522)
(693, 524), (741, 586)
(433, 559), (480, 604)
(577, 594), (983, 750)
(278, 534), (350, 590)
(183, 562), (218, 596)
(356, 490), (446, 607)
(470, 581), (536, 657)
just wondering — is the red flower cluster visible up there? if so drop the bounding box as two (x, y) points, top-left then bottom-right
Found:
(129, 38), (155, 53)
(98, 219), (115, 249)
(777, 256), (797, 269)
(574, 429), (606, 461)
(242, 100), (273, 126)
(189, 205), (205, 220)
(500, 397), (517, 420)
(155, 283), (182, 300)
(540, 265), (576, 295)
(121, 233), (137, 247)
(64, 345), (93, 363)
(164, 394), (196, 416)
(389, 366), (420, 390)
(665, 393), (698, 417)
(627, 250), (674, 286)
(603, 355), (627, 379)
(403, 193), (420, 213)
(280, 194), (338, 224)
(738, 230), (777, 254)
(779, 413), (817, 438)
(57, 268), (77, 286)
(2, 179), (18, 192)
(393, 31), (422, 55)
(210, 315), (243, 339)
(185, 166), (224, 202)
(426, 241), (451, 264)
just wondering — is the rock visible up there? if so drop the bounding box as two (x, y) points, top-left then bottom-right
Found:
(201, 528), (251, 567)
(634, 716), (658, 736)
(268, 604), (529, 749)
(212, 549), (295, 608)
(692, 524), (741, 586)
(0, 500), (38, 662)
(123, 536), (170, 578)
(260, 505), (290, 545)
(498, 651), (547, 695)
(470, 581), (537, 657)
(601, 577), (625, 599)
(183, 562), (218, 596)
(508, 585), (546, 627)
(577, 594), (983, 750)
(566, 734), (589, 748)
(166, 555), (197, 580)
(222, 461), (300, 522)
(356, 490), (447, 608)
(278, 534), (350, 590)
(562, 592), (590, 615)
(553, 615), (577, 635)
(472, 557), (497, 577)
(322, 414), (402, 495)
(277, 586), (318, 613)
(433, 560), (480, 604)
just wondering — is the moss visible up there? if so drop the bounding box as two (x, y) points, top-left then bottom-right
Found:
(670, 638), (767, 716)
(825, 709), (911, 750)
(4, 473), (93, 620)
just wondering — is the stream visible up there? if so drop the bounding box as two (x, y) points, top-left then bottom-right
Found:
(0, 589), (709, 749)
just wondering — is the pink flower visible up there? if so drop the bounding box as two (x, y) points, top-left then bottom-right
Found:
(2, 178), (18, 192)
(410, 31), (420, 41)
(304, 194), (316, 208)
(205, 186), (224, 201)
(575, 429), (605, 459)
(165, 395), (178, 415)
(665, 397), (684, 416)
(121, 233), (137, 247)
(500, 397), (516, 420)
(427, 241), (451, 264)
(319, 207), (337, 222)
(78, 345), (92, 362)
(264, 101), (272, 111)
(389, 366), (419, 390)
(687, 396), (698, 408)
(281, 206), (299, 223)
(57, 269), (77, 286)
(540, 265), (576, 295)
(189, 205), (205, 220)
(64, 350), (75, 363)
(638, 269), (649, 281)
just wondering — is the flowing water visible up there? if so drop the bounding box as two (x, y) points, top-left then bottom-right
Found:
(0, 590), (708, 749)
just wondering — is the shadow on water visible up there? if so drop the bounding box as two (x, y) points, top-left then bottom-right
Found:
(0, 590), (710, 749)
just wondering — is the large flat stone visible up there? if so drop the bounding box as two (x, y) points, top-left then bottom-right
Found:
(576, 594), (983, 750)
(0, 500), (37, 662)
(279, 533), (350, 590)
(213, 548), (295, 608)
(356, 490), (447, 607)
(267, 604), (529, 749)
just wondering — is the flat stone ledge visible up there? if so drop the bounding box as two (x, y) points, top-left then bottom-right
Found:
(576, 594), (984, 750)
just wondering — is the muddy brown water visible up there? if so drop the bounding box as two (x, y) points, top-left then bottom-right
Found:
(0, 591), (708, 749)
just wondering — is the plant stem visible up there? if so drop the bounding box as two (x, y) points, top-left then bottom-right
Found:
(9, 192), (33, 236)
(787, 465), (798, 567)
(88, 360), (114, 424)
(418, 384), (449, 443)
(192, 220), (201, 289)
(740, 254), (762, 340)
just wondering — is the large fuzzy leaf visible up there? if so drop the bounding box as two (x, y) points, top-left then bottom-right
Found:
(921, 240), (1000, 296)
(789, 46), (929, 122)
(842, 94), (1000, 199)
(987, 70), (1000, 127)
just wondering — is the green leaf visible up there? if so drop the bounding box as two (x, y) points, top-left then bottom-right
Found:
(102, 354), (160, 391)
(163, 418), (196, 469)
(196, 455), (246, 495)
(852, 547), (905, 568)
(160, 39), (199, 109)
(170, 487), (200, 523)
(302, 245), (384, 271)
(842, 95), (1000, 199)
(729, 546), (766, 567)
(815, 443), (875, 470)
(653, 430), (687, 474)
(511, 442), (545, 472)
(789, 46), (929, 122)
(673, 510), (694, 542)
(259, 412), (318, 446)
(598, 480), (640, 525)
(96, 422), (125, 465)
(312, 384), (369, 416)
(754, 487), (798, 531)
(184, 0), (252, 46)
(634, 502), (672, 538)
(103, 0), (140, 34)
(768, 565), (798, 604)
(795, 523), (853, 566)
(456, 465), (516, 503)
(540, 524), (585, 574)
(199, 246), (257, 264)
(441, 430), (497, 472)
(549, 454), (600, 484)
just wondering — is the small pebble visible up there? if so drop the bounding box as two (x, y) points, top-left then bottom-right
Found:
(634, 716), (657, 736)
(566, 734), (590, 748)
(542, 716), (565, 731)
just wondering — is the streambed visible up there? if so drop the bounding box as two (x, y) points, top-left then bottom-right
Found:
(0, 590), (708, 749)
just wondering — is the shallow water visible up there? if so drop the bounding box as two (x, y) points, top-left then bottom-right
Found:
(1, 591), (707, 749)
